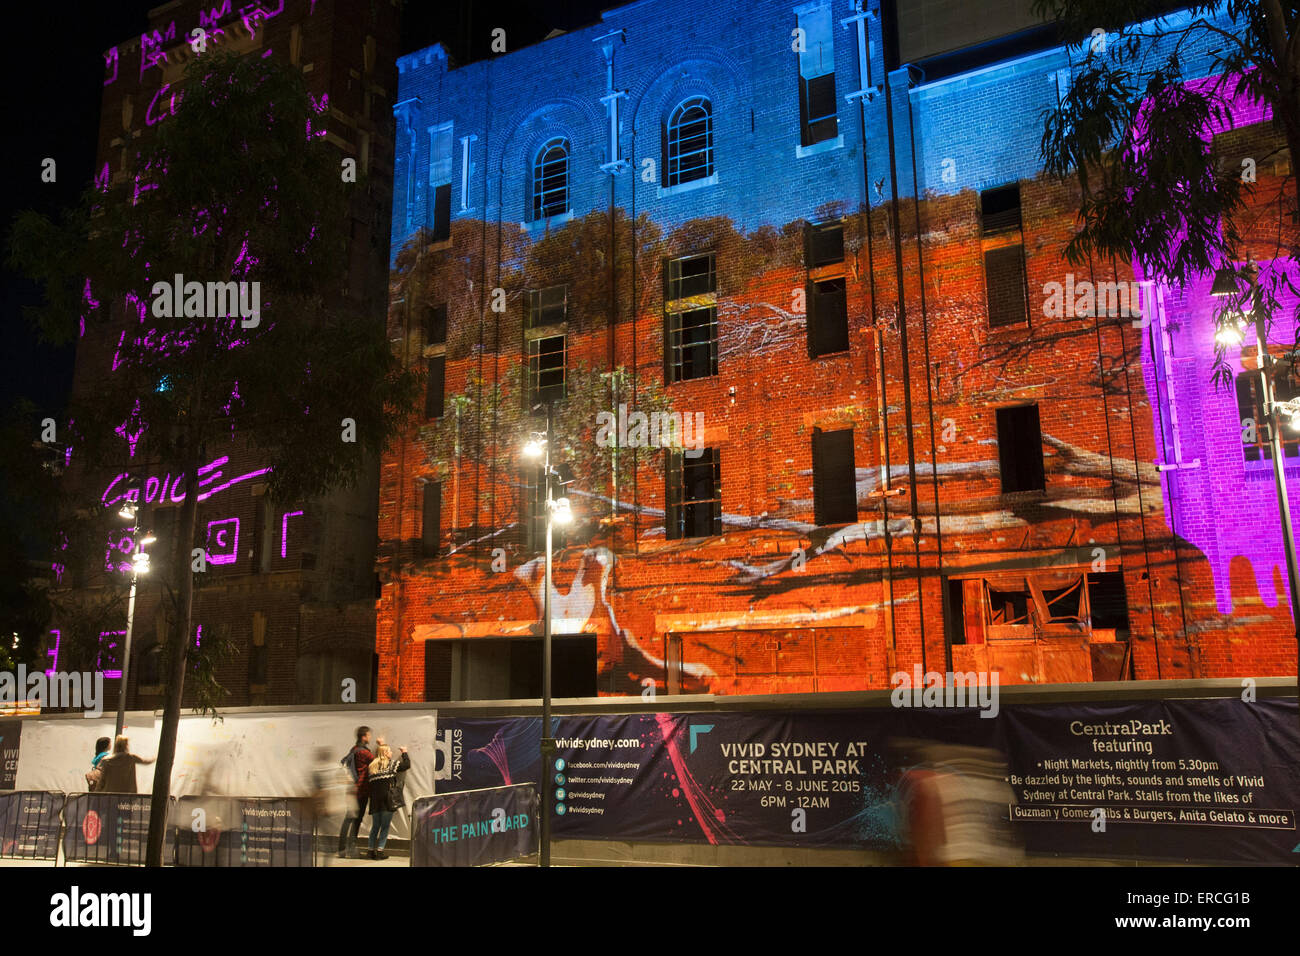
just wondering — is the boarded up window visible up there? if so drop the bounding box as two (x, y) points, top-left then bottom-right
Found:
(984, 244), (1027, 328)
(812, 427), (857, 525)
(424, 356), (445, 419)
(424, 640), (452, 702)
(422, 303), (447, 345)
(431, 182), (451, 242)
(805, 221), (845, 269)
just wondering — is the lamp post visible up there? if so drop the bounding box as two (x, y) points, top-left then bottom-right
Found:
(522, 404), (572, 867)
(115, 501), (153, 739)
(1212, 263), (1300, 676)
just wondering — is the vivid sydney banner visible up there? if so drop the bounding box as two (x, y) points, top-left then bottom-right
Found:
(436, 697), (1299, 863)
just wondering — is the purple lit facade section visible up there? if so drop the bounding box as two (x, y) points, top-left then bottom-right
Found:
(1138, 80), (1297, 615)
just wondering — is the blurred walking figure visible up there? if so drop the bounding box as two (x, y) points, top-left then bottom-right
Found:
(365, 741), (409, 860)
(84, 736), (112, 792)
(337, 726), (373, 859)
(892, 739), (1023, 866)
(310, 746), (347, 866)
(95, 735), (156, 794)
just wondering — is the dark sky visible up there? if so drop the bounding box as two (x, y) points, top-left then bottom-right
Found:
(0, 0), (612, 423)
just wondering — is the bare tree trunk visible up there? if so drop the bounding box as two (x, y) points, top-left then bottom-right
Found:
(145, 361), (206, 867)
(143, 446), (200, 866)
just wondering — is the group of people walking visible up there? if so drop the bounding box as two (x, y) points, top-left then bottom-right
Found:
(78, 726), (411, 861)
(333, 725), (410, 860)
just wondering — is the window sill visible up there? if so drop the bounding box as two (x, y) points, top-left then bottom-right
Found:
(796, 135), (844, 159)
(521, 211), (573, 237)
(658, 173), (718, 199)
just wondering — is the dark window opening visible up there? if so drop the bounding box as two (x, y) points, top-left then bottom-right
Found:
(665, 253), (717, 301)
(808, 277), (849, 357)
(1237, 369), (1300, 461)
(532, 138), (569, 220)
(421, 480), (441, 557)
(248, 643), (268, 687)
(1087, 571), (1130, 635)
(528, 335), (566, 404)
(424, 640), (453, 702)
(805, 221), (845, 269)
(799, 72), (838, 146)
(666, 307), (718, 382)
(666, 97), (714, 187)
(431, 183), (451, 242)
(996, 404), (1045, 493)
(988, 587), (1030, 625)
(666, 448), (722, 539)
(812, 427), (857, 525)
(422, 303), (447, 345)
(424, 355), (445, 419)
(527, 285), (567, 330)
(984, 244), (1028, 328)
(980, 183), (1022, 235)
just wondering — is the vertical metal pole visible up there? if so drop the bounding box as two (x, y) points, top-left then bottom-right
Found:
(539, 404), (554, 867)
(1252, 274), (1300, 678)
(115, 514), (140, 739)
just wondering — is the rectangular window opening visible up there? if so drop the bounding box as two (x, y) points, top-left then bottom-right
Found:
(996, 404), (1045, 493)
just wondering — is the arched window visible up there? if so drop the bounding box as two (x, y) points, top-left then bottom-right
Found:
(532, 138), (569, 220)
(666, 97), (713, 187)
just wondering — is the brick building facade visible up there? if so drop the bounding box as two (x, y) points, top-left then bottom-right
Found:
(52, 0), (400, 709)
(373, 0), (1297, 701)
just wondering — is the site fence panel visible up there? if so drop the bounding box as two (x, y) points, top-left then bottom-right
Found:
(0, 790), (64, 860)
(172, 795), (316, 867)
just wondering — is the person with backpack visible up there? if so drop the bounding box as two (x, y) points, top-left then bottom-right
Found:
(365, 741), (410, 860)
(84, 737), (112, 792)
(336, 726), (373, 859)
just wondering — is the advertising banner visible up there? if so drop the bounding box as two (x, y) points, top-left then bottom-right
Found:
(173, 795), (315, 866)
(0, 721), (19, 790)
(435, 697), (1300, 863)
(410, 783), (537, 867)
(62, 792), (159, 865)
(0, 790), (64, 859)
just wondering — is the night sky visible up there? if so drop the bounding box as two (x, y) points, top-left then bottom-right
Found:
(0, 0), (610, 422)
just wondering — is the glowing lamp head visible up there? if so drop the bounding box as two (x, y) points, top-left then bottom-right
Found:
(551, 497), (573, 525)
(523, 438), (546, 459)
(118, 502), (138, 521)
(140, 535), (157, 546)
(131, 551), (151, 574)
(1214, 323), (1245, 348)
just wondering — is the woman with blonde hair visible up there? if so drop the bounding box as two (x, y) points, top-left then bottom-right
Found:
(365, 741), (409, 860)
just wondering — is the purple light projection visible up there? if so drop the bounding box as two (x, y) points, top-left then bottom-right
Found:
(205, 517), (240, 565)
(103, 47), (119, 87)
(45, 630), (61, 676)
(97, 631), (125, 680)
(100, 454), (272, 508)
(280, 510), (304, 558)
(1136, 75), (1299, 616)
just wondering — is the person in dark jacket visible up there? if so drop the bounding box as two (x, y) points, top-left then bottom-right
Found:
(337, 726), (373, 859)
(365, 742), (409, 860)
(96, 735), (156, 794)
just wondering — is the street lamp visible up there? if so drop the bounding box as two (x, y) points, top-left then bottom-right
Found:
(115, 501), (153, 739)
(1212, 262), (1300, 674)
(522, 405), (573, 867)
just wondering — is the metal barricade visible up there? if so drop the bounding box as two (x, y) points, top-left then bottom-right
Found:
(172, 795), (316, 867)
(0, 790), (65, 861)
(61, 792), (166, 866)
